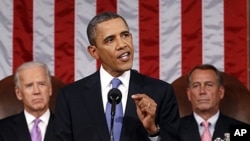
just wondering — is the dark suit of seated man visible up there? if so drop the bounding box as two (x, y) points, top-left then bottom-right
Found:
(0, 61), (54, 141)
(179, 64), (249, 141)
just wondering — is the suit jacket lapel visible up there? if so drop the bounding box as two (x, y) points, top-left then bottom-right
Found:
(14, 112), (32, 141)
(121, 70), (147, 141)
(182, 115), (201, 141)
(44, 112), (54, 141)
(83, 71), (110, 140)
(213, 114), (227, 140)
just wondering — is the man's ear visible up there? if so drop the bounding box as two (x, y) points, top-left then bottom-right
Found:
(87, 45), (99, 59)
(187, 88), (191, 102)
(15, 87), (22, 101)
(49, 83), (52, 97)
(219, 85), (225, 100)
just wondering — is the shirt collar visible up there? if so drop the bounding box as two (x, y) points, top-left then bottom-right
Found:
(25, 109), (50, 125)
(193, 111), (220, 127)
(100, 65), (130, 90)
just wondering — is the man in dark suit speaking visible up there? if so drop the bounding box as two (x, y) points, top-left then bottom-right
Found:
(179, 64), (248, 141)
(53, 11), (180, 141)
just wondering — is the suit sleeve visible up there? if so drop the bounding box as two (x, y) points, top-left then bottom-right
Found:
(53, 88), (74, 141)
(158, 84), (181, 141)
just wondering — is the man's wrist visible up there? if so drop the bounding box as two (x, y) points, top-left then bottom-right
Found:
(148, 124), (160, 137)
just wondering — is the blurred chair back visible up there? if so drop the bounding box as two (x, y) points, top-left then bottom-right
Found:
(0, 75), (65, 119)
(172, 72), (250, 124)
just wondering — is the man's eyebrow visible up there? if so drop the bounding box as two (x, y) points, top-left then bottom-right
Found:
(121, 30), (129, 33)
(103, 35), (115, 42)
(204, 81), (214, 84)
(24, 82), (33, 86)
(191, 82), (200, 84)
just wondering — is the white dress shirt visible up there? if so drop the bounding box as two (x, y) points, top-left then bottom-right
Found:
(25, 109), (50, 141)
(100, 66), (160, 141)
(100, 65), (130, 113)
(193, 111), (220, 137)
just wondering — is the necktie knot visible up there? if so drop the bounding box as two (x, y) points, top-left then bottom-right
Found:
(202, 121), (210, 128)
(111, 78), (121, 88)
(33, 118), (41, 126)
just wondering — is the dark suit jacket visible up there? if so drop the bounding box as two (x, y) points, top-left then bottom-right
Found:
(53, 69), (180, 141)
(0, 111), (54, 141)
(179, 113), (248, 141)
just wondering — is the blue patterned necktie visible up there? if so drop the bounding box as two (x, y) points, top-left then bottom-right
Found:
(105, 78), (123, 141)
(30, 118), (42, 141)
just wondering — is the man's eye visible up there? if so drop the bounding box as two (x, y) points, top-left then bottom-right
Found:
(38, 81), (47, 86)
(206, 83), (214, 87)
(122, 32), (130, 38)
(108, 38), (113, 42)
(104, 37), (114, 44)
(124, 33), (129, 37)
(25, 84), (32, 88)
(193, 85), (198, 88)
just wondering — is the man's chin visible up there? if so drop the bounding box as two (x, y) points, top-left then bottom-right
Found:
(197, 104), (211, 110)
(120, 62), (133, 70)
(32, 104), (46, 110)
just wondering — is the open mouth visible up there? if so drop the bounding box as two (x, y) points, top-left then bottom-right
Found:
(118, 52), (130, 61)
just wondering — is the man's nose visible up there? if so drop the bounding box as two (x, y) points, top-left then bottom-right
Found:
(199, 85), (206, 94)
(117, 37), (127, 49)
(32, 84), (40, 93)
